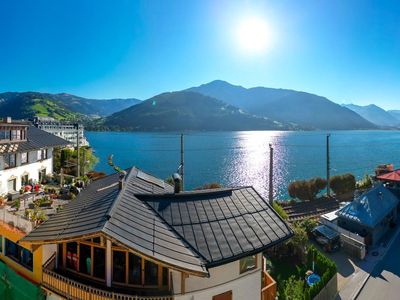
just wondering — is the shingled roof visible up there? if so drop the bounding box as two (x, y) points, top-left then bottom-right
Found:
(0, 125), (71, 154)
(23, 167), (293, 275)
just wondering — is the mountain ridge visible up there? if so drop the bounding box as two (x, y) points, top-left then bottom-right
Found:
(101, 91), (297, 131)
(343, 103), (400, 127)
(188, 80), (376, 130)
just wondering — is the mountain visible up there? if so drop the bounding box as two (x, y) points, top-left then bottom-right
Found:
(343, 104), (400, 127)
(103, 91), (296, 131)
(188, 80), (376, 130)
(388, 110), (400, 122)
(0, 92), (140, 120)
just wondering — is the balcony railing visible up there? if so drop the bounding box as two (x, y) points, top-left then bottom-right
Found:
(261, 270), (277, 300)
(42, 255), (174, 300)
(0, 207), (35, 233)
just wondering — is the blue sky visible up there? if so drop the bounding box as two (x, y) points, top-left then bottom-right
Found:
(0, 0), (399, 109)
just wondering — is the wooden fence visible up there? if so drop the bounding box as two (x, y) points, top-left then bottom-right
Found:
(261, 271), (276, 300)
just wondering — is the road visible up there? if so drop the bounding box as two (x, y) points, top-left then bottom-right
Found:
(356, 232), (400, 300)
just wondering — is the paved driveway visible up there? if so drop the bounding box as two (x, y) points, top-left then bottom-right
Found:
(356, 232), (400, 300)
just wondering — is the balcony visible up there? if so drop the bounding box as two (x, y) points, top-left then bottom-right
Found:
(261, 270), (277, 300)
(42, 255), (174, 300)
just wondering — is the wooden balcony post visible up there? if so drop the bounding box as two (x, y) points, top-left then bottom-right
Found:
(106, 239), (112, 287)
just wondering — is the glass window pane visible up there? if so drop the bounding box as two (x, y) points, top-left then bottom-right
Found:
(93, 247), (105, 279)
(66, 242), (78, 271)
(58, 244), (64, 268)
(162, 267), (168, 286)
(239, 255), (257, 274)
(5, 239), (18, 259)
(113, 251), (126, 283)
(128, 253), (142, 285)
(21, 248), (33, 270)
(79, 244), (91, 275)
(144, 260), (158, 286)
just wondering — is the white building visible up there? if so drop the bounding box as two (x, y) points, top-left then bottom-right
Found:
(32, 116), (89, 147)
(0, 118), (71, 196)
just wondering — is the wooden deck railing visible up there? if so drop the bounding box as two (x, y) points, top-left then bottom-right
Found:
(261, 270), (276, 300)
(42, 255), (174, 300)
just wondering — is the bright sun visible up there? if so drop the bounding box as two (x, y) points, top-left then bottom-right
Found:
(235, 16), (272, 55)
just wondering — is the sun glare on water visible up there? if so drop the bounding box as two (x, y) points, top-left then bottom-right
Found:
(235, 16), (272, 55)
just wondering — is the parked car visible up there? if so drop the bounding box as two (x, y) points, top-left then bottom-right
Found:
(312, 225), (341, 252)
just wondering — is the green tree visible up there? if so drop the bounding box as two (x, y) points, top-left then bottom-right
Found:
(287, 223), (308, 262)
(329, 173), (356, 196)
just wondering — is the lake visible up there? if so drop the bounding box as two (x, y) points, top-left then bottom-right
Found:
(86, 130), (400, 200)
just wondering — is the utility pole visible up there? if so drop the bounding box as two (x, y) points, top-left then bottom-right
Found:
(82, 148), (86, 176)
(269, 143), (274, 205)
(180, 133), (184, 191)
(76, 124), (80, 178)
(326, 134), (331, 197)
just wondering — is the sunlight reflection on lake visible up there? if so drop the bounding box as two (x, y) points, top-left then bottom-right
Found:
(87, 130), (400, 200)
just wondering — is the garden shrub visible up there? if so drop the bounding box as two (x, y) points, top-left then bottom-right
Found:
(356, 174), (373, 190)
(281, 276), (305, 300)
(329, 173), (356, 196)
(273, 201), (288, 220)
(288, 177), (327, 201)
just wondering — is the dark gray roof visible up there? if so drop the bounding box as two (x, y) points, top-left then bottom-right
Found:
(0, 126), (71, 154)
(140, 188), (293, 268)
(23, 167), (292, 274)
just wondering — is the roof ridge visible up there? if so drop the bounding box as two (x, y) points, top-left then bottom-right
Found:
(102, 167), (137, 229)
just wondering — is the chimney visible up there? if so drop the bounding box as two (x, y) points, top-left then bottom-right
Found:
(4, 117), (11, 123)
(119, 172), (125, 190)
(172, 173), (182, 193)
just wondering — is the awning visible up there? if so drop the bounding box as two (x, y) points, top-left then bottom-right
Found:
(377, 169), (400, 182)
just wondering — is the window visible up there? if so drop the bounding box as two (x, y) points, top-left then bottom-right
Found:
(113, 250), (126, 283)
(21, 174), (29, 186)
(239, 255), (257, 274)
(7, 179), (16, 192)
(144, 260), (158, 286)
(128, 253), (142, 285)
(21, 152), (28, 164)
(66, 242), (78, 271)
(5, 239), (33, 271)
(39, 169), (46, 183)
(79, 244), (91, 275)
(4, 153), (16, 168)
(93, 247), (105, 279)
(0, 130), (10, 140)
(37, 149), (48, 161)
(58, 244), (64, 268)
(11, 130), (21, 141)
(162, 267), (169, 286)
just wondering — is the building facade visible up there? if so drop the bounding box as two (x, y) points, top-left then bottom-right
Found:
(32, 116), (89, 147)
(0, 119), (70, 195)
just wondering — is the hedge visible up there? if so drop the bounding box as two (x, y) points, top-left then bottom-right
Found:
(305, 245), (337, 299)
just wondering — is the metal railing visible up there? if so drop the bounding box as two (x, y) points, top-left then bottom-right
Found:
(42, 255), (174, 300)
(261, 271), (276, 300)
